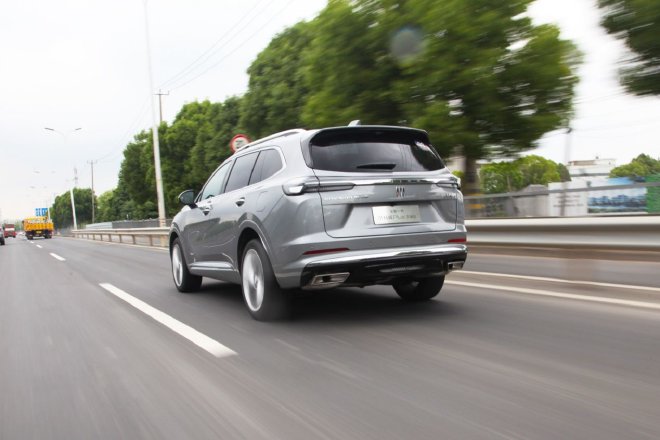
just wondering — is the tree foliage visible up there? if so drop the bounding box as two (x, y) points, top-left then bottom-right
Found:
(241, 22), (312, 137)
(479, 155), (570, 194)
(50, 188), (94, 229)
(609, 153), (660, 178)
(598, 0), (660, 96)
(299, 0), (580, 193)
(97, 0), (581, 220)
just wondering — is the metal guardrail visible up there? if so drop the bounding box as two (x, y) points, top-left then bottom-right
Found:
(74, 228), (168, 247)
(464, 182), (660, 200)
(466, 216), (660, 251)
(72, 216), (660, 252)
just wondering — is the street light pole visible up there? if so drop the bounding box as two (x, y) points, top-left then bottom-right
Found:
(87, 160), (98, 224)
(44, 127), (82, 230)
(142, 0), (167, 228)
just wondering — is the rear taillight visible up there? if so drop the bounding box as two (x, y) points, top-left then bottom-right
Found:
(436, 176), (461, 190)
(283, 177), (354, 195)
(448, 237), (467, 243)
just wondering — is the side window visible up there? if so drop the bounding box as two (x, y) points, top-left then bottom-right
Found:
(199, 163), (231, 201)
(249, 149), (284, 185)
(224, 152), (259, 193)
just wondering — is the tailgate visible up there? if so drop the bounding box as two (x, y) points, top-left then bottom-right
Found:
(307, 126), (459, 239)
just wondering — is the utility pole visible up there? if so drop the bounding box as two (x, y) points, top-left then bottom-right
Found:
(143, 0), (167, 229)
(155, 89), (169, 124)
(88, 160), (98, 224)
(73, 166), (79, 188)
(560, 126), (573, 217)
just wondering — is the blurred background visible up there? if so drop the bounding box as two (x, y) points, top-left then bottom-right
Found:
(0, 0), (658, 228)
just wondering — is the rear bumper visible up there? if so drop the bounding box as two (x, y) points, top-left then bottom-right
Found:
(298, 243), (467, 289)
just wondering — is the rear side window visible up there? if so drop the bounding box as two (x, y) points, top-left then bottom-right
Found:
(249, 149), (284, 185)
(310, 129), (444, 173)
(225, 152), (259, 193)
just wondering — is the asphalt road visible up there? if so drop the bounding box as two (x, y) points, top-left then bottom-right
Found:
(1, 236), (659, 439)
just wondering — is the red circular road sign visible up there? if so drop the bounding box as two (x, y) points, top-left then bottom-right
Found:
(230, 134), (250, 152)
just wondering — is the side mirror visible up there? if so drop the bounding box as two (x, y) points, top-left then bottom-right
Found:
(178, 189), (196, 207)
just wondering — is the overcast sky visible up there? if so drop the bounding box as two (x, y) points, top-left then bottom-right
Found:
(1, 0), (659, 220)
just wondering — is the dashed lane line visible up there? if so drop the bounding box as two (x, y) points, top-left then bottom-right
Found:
(459, 270), (660, 293)
(36, 244), (42, 249)
(50, 253), (66, 261)
(446, 280), (660, 311)
(99, 283), (237, 358)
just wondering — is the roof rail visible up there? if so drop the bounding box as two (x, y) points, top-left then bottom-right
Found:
(235, 129), (306, 152)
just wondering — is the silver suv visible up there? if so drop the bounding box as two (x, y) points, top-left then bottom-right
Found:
(170, 125), (467, 320)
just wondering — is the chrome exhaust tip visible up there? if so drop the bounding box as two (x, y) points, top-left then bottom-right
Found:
(447, 261), (464, 271)
(304, 272), (350, 290)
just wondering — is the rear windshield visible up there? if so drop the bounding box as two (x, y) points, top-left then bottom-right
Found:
(310, 129), (444, 173)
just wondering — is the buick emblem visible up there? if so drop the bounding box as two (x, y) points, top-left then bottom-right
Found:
(395, 186), (405, 198)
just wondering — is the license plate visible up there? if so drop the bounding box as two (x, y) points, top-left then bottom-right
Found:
(372, 205), (421, 225)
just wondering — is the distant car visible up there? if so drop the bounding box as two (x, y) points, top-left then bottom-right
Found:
(169, 125), (467, 320)
(3, 223), (16, 238)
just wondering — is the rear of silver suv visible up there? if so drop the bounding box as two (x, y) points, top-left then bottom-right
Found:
(170, 125), (467, 320)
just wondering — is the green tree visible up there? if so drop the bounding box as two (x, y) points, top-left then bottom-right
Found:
(609, 153), (660, 178)
(96, 190), (118, 222)
(392, 0), (580, 193)
(50, 188), (94, 228)
(479, 155), (569, 194)
(598, 0), (660, 96)
(301, 0), (403, 127)
(297, 0), (580, 193)
(479, 161), (524, 194)
(186, 97), (242, 194)
(241, 22), (312, 138)
(118, 130), (156, 212)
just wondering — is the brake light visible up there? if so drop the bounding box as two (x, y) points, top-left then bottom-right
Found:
(448, 237), (467, 243)
(303, 248), (350, 256)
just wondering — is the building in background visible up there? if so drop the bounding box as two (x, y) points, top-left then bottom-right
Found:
(567, 158), (616, 181)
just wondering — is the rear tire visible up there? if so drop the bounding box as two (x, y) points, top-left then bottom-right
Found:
(241, 239), (291, 321)
(171, 238), (202, 292)
(393, 276), (445, 301)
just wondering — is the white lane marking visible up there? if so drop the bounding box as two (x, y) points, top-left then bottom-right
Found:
(36, 245), (43, 249)
(99, 283), (236, 358)
(50, 253), (66, 261)
(460, 270), (660, 293)
(446, 280), (660, 311)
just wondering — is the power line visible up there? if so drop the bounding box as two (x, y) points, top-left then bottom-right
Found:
(168, 0), (298, 92)
(96, 97), (151, 163)
(158, 0), (272, 90)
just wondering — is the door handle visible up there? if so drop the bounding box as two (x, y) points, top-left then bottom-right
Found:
(235, 197), (246, 207)
(200, 204), (212, 215)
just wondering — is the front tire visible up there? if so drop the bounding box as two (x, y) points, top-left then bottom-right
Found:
(171, 238), (202, 292)
(393, 276), (445, 301)
(241, 239), (291, 321)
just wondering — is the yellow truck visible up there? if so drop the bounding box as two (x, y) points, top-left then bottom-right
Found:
(23, 216), (54, 240)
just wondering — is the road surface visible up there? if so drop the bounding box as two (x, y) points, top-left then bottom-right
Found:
(1, 236), (659, 439)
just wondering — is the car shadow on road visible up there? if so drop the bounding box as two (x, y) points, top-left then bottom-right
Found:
(290, 287), (463, 324)
(196, 281), (463, 324)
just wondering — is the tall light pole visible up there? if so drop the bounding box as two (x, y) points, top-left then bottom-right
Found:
(87, 160), (98, 224)
(142, 0), (167, 228)
(44, 127), (82, 230)
(560, 126), (573, 217)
